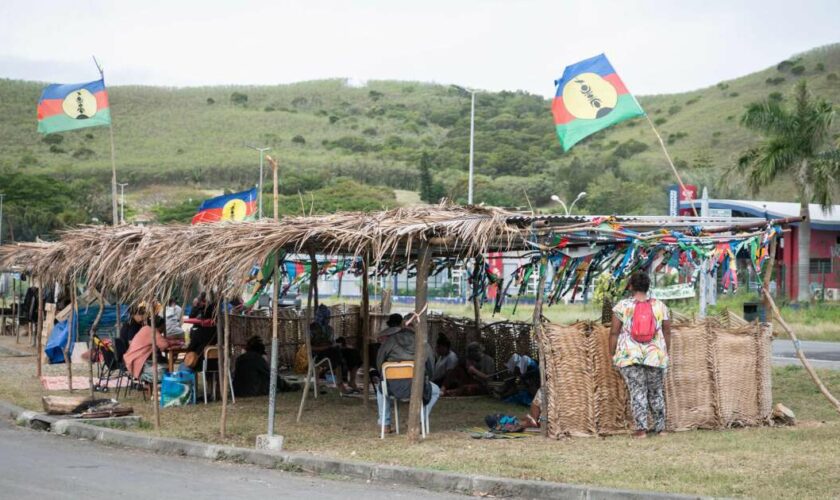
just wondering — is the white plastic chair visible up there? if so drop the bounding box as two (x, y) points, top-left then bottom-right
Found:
(309, 355), (336, 399)
(379, 361), (429, 439)
(201, 346), (235, 404)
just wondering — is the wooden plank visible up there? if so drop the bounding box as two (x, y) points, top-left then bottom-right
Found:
(407, 241), (431, 442)
(361, 253), (370, 407)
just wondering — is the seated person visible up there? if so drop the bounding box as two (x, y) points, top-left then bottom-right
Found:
(375, 314), (440, 433)
(182, 301), (217, 370)
(368, 313), (404, 386)
(522, 387), (543, 429)
(189, 292), (208, 318)
(164, 298), (185, 339)
(123, 317), (174, 384)
(119, 306), (147, 344)
(431, 335), (458, 386)
(233, 336), (297, 397)
(441, 342), (495, 397)
(336, 336), (362, 392)
(500, 353), (541, 405)
(309, 322), (353, 394)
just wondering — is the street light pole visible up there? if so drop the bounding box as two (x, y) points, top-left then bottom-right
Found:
(0, 193), (4, 246)
(551, 192), (587, 216)
(117, 183), (128, 224)
(468, 90), (476, 205)
(247, 146), (271, 219)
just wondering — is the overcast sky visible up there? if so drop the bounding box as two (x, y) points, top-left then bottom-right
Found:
(1, 0), (837, 97)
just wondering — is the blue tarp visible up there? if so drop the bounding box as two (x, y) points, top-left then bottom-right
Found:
(44, 314), (79, 364)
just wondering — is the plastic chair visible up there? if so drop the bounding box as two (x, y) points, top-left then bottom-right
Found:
(309, 355), (336, 399)
(201, 346), (235, 404)
(379, 361), (428, 439)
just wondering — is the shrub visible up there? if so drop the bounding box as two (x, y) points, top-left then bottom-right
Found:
(292, 135), (306, 145)
(291, 96), (308, 107)
(84, 133), (94, 140)
(768, 92), (784, 102)
(264, 106), (275, 112)
(765, 77), (786, 85)
(667, 132), (688, 145)
(815, 62), (825, 72)
(206, 97), (215, 105)
(791, 65), (805, 75)
(42, 134), (64, 145)
(613, 139), (649, 159)
(362, 127), (377, 136)
(49, 145), (65, 154)
(777, 60), (795, 72)
(827, 73), (838, 82)
(654, 117), (667, 126)
(329, 115), (340, 124)
(685, 97), (700, 106)
(72, 147), (95, 159)
(729, 92), (739, 97)
(668, 105), (682, 116)
(368, 90), (384, 101)
(230, 92), (248, 105)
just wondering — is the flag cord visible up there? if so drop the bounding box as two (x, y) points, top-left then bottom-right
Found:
(644, 114), (699, 217)
(93, 56), (119, 227)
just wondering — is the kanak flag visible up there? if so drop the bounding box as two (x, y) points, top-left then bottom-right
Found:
(37, 79), (111, 135)
(552, 54), (644, 151)
(191, 188), (258, 224)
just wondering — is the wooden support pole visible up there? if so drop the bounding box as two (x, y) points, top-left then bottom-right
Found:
(220, 297), (231, 438)
(36, 280), (44, 377)
(407, 241), (431, 442)
(361, 253), (370, 407)
(150, 302), (161, 432)
(88, 291), (105, 398)
(532, 253), (549, 437)
(471, 256), (482, 343)
(14, 277), (20, 343)
(67, 279), (77, 393)
(296, 250), (318, 422)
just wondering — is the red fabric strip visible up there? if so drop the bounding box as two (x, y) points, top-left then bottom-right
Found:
(551, 97), (575, 125)
(603, 73), (629, 95)
(37, 91), (110, 120)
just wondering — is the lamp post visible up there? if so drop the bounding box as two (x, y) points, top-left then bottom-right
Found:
(550, 192), (587, 216)
(0, 193), (4, 246)
(451, 85), (478, 205)
(247, 145), (271, 219)
(117, 183), (128, 224)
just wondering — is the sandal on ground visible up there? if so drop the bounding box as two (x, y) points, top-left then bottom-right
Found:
(632, 430), (647, 439)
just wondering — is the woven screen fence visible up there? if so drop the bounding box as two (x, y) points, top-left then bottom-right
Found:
(540, 317), (773, 437)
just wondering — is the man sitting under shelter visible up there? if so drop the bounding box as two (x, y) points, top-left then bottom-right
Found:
(233, 336), (298, 397)
(431, 334), (458, 386)
(375, 313), (440, 434)
(441, 342), (495, 397)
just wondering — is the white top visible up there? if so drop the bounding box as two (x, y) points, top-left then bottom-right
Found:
(165, 305), (184, 335)
(432, 350), (458, 382)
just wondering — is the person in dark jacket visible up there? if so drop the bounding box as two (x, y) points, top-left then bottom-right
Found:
(375, 316), (440, 432)
(233, 336), (297, 397)
(119, 306), (147, 344)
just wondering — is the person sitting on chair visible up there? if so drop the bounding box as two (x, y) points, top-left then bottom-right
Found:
(123, 317), (174, 384)
(431, 334), (458, 386)
(165, 298), (185, 339)
(233, 336), (297, 397)
(336, 336), (362, 392)
(119, 306), (147, 344)
(375, 313), (440, 434)
(310, 322), (354, 394)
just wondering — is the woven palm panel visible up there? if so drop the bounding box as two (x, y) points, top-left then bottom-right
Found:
(591, 324), (631, 433)
(542, 322), (596, 437)
(663, 322), (721, 430)
(480, 320), (534, 373)
(713, 321), (768, 426)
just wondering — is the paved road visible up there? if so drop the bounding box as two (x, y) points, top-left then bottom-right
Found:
(0, 419), (462, 500)
(772, 339), (840, 370)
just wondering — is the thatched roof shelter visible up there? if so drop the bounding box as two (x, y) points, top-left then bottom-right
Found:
(0, 204), (780, 303)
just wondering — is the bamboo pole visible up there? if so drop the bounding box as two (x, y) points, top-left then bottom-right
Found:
(36, 280), (44, 377)
(220, 296), (231, 438)
(88, 291), (105, 398)
(407, 241), (431, 442)
(150, 302), (161, 432)
(471, 256), (482, 344)
(532, 253), (549, 437)
(296, 250), (318, 422)
(361, 253), (370, 407)
(764, 290), (840, 414)
(643, 114), (698, 217)
(14, 277), (20, 343)
(67, 279), (77, 393)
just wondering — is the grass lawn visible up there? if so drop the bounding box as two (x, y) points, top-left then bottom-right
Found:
(1, 337), (839, 498)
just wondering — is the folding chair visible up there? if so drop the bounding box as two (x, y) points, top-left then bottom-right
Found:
(201, 346), (235, 404)
(379, 361), (429, 439)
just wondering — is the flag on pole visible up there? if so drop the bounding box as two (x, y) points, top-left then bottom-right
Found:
(37, 79), (111, 135)
(552, 54), (644, 151)
(191, 188), (258, 224)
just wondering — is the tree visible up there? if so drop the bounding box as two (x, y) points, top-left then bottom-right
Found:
(739, 80), (840, 302)
(418, 152), (444, 203)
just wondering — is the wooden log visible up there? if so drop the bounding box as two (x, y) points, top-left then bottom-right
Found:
(407, 241), (431, 442)
(532, 254), (549, 437)
(150, 303), (161, 432)
(42, 395), (92, 415)
(471, 256), (482, 344)
(36, 281), (44, 377)
(772, 403), (796, 425)
(67, 280), (77, 393)
(361, 252), (370, 407)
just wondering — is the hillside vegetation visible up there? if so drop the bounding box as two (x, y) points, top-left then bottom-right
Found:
(0, 44), (838, 236)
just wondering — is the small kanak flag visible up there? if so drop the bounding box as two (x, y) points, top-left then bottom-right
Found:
(552, 54), (644, 151)
(191, 188), (258, 225)
(37, 79), (111, 135)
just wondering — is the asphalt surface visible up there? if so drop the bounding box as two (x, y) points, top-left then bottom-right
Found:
(772, 339), (840, 370)
(0, 419), (462, 500)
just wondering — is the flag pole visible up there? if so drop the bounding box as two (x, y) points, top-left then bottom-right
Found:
(642, 114), (698, 217)
(93, 56), (119, 226)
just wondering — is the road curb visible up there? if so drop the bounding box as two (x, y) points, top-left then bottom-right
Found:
(47, 419), (705, 499)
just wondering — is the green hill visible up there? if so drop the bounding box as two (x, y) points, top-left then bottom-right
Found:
(1, 44), (839, 237)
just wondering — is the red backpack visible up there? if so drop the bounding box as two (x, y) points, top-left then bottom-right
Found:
(630, 300), (657, 343)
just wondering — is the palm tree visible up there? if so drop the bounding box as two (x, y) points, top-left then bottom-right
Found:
(739, 80), (840, 302)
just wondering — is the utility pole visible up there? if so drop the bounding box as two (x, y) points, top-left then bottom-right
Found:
(0, 193), (4, 246)
(247, 145), (271, 219)
(117, 183), (128, 224)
